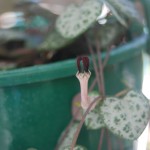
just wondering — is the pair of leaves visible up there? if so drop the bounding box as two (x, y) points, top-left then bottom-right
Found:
(85, 91), (150, 140)
(39, 30), (73, 50)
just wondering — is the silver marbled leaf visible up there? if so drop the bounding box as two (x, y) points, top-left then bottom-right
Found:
(39, 30), (73, 51)
(56, 0), (102, 39)
(84, 91), (104, 129)
(101, 91), (150, 140)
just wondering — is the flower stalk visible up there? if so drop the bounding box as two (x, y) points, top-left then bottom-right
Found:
(76, 71), (91, 109)
(76, 56), (97, 110)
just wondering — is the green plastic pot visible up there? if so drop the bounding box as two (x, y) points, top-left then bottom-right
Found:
(0, 34), (147, 150)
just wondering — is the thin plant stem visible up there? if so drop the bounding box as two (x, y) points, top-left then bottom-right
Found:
(87, 38), (101, 94)
(88, 47), (112, 94)
(89, 77), (97, 92)
(103, 47), (112, 68)
(95, 39), (106, 150)
(97, 129), (105, 150)
(106, 129), (112, 150)
(97, 89), (129, 150)
(55, 108), (80, 150)
(70, 96), (102, 150)
(115, 89), (129, 97)
(69, 88), (130, 150)
(96, 40), (105, 97)
(59, 43), (110, 150)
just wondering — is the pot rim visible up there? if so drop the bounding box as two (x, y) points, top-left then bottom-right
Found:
(0, 35), (147, 87)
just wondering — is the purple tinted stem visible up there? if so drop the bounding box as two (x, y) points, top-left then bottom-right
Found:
(70, 96), (101, 150)
(97, 129), (105, 150)
(54, 109), (80, 150)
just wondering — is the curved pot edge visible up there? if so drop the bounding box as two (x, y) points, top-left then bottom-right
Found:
(0, 34), (147, 87)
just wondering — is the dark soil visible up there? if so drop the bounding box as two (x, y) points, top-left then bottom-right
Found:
(0, 36), (90, 70)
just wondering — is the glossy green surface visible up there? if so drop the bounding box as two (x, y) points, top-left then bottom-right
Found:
(0, 77), (78, 150)
(0, 34), (145, 150)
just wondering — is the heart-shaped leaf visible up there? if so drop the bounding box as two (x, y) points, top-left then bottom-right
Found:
(101, 91), (150, 140)
(102, 0), (142, 26)
(39, 30), (73, 51)
(56, 0), (102, 39)
(84, 104), (105, 129)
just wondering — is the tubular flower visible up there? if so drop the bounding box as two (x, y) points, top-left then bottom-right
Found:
(76, 56), (95, 110)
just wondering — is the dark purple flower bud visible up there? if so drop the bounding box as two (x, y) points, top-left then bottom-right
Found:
(77, 56), (89, 73)
(82, 56), (89, 72)
(77, 56), (82, 73)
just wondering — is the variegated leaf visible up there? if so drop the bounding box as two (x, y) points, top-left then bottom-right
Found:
(84, 91), (105, 129)
(84, 105), (105, 129)
(101, 91), (150, 140)
(58, 123), (79, 150)
(39, 30), (73, 51)
(56, 0), (102, 39)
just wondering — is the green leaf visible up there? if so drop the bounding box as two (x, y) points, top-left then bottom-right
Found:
(100, 91), (150, 140)
(84, 106), (105, 129)
(84, 91), (105, 129)
(39, 30), (73, 51)
(56, 0), (102, 39)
